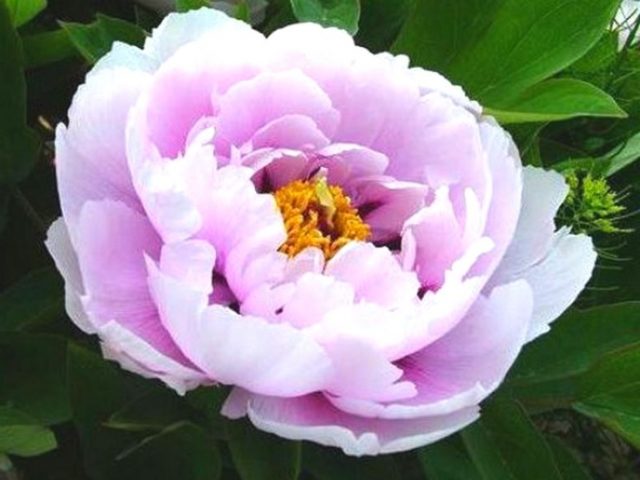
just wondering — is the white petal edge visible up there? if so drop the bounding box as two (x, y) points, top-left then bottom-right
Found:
(223, 390), (479, 456)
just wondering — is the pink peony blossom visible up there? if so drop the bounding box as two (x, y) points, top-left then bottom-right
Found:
(46, 9), (596, 456)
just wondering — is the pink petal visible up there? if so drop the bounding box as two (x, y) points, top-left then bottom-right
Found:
(144, 20), (265, 157)
(222, 391), (478, 456)
(489, 166), (567, 282)
(126, 111), (212, 243)
(45, 218), (95, 334)
(327, 280), (533, 418)
(74, 200), (189, 361)
(215, 70), (339, 156)
(467, 119), (522, 277)
(147, 261), (333, 396)
(350, 176), (427, 242)
(99, 321), (207, 394)
(250, 114), (330, 151)
(310, 143), (389, 185)
(325, 242), (420, 309)
(193, 165), (287, 300)
(56, 69), (149, 222)
(487, 167), (596, 340)
(402, 188), (466, 289)
(272, 273), (355, 328)
(520, 230), (596, 341)
(324, 339), (416, 403)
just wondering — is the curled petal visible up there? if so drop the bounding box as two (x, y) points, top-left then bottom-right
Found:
(222, 391), (478, 457)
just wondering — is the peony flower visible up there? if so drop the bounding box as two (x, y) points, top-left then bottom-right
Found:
(46, 9), (596, 456)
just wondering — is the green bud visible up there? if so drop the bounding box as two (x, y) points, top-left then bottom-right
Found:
(557, 170), (629, 236)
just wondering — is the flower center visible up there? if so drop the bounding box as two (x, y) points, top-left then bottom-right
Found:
(273, 178), (370, 259)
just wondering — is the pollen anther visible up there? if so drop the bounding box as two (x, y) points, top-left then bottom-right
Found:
(273, 178), (370, 259)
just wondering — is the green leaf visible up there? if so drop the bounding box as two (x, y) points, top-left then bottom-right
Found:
(555, 131), (640, 177)
(106, 388), (193, 433)
(290, 0), (360, 35)
(225, 418), (300, 480)
(508, 304), (640, 412)
(461, 398), (563, 480)
(511, 304), (640, 384)
(0, 334), (69, 425)
(0, 407), (56, 457)
(393, 0), (621, 104)
(116, 422), (222, 480)
(185, 386), (229, 439)
(551, 156), (610, 176)
(0, 268), (64, 332)
(574, 403), (640, 448)
(602, 131), (640, 177)
(418, 435), (482, 480)
(134, 4), (161, 31)
(67, 343), (140, 479)
(545, 436), (593, 480)
(61, 13), (146, 64)
(22, 29), (78, 69)
(303, 443), (401, 480)
(175, 0), (210, 12)
(5, 0), (46, 27)
(487, 79), (626, 124)
(355, 0), (412, 52)
(0, 0), (41, 185)
(573, 344), (640, 448)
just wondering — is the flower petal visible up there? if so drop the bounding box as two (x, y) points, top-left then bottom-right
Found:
(74, 200), (191, 365)
(56, 68), (149, 222)
(489, 166), (568, 282)
(325, 242), (420, 309)
(222, 391), (478, 456)
(45, 218), (94, 334)
(521, 229), (596, 341)
(215, 70), (339, 155)
(99, 321), (207, 395)
(487, 167), (596, 340)
(148, 261), (333, 396)
(143, 8), (255, 62)
(327, 280), (533, 418)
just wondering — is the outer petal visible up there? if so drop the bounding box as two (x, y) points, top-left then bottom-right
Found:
(327, 281), (533, 419)
(520, 230), (596, 340)
(488, 167), (596, 340)
(56, 68), (150, 223)
(90, 41), (159, 77)
(45, 218), (94, 334)
(490, 166), (567, 281)
(99, 321), (207, 394)
(222, 391), (478, 457)
(143, 8), (256, 62)
(74, 200), (194, 365)
(144, 23), (265, 157)
(45, 217), (205, 392)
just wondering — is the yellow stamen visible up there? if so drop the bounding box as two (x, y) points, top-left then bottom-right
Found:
(273, 179), (370, 259)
